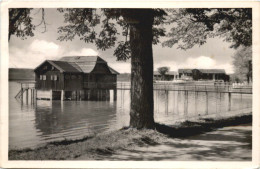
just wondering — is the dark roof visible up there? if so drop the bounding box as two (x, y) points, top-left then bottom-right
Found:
(178, 69), (193, 74)
(59, 56), (107, 73)
(108, 66), (120, 75)
(50, 61), (81, 73)
(178, 69), (226, 74)
(35, 56), (120, 74)
(34, 60), (81, 73)
(59, 56), (106, 63)
(198, 69), (226, 74)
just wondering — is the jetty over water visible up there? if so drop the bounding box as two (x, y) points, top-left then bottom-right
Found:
(15, 81), (252, 101)
(117, 82), (252, 94)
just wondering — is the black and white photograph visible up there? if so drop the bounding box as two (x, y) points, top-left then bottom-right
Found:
(1, 1), (260, 168)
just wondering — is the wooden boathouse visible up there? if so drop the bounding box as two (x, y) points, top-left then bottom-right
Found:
(178, 69), (230, 81)
(33, 56), (119, 101)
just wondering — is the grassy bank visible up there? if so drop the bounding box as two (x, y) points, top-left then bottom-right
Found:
(9, 114), (252, 160)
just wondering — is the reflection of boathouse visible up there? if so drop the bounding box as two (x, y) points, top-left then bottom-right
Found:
(34, 56), (119, 101)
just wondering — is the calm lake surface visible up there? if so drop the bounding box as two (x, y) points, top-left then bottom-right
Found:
(9, 81), (252, 149)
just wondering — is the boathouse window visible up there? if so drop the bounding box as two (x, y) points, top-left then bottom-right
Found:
(50, 75), (58, 81)
(40, 75), (43, 80)
(42, 75), (46, 80)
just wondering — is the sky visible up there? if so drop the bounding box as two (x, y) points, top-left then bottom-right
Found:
(9, 8), (236, 74)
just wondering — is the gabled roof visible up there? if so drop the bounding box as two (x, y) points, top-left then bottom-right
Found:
(198, 69), (226, 74)
(108, 65), (120, 75)
(34, 60), (81, 73)
(35, 56), (120, 74)
(59, 56), (108, 74)
(178, 69), (193, 74)
(50, 61), (81, 73)
(59, 56), (106, 63)
(178, 68), (226, 74)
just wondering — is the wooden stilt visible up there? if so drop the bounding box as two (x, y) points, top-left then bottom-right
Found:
(195, 91), (198, 115)
(21, 88), (24, 102)
(31, 89), (33, 104)
(50, 90), (53, 101)
(61, 90), (64, 101)
(228, 92), (231, 111)
(206, 91), (208, 115)
(35, 90), (37, 100)
(113, 89), (117, 101)
(26, 89), (28, 104)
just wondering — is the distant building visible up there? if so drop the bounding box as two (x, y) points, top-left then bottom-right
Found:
(34, 56), (119, 100)
(154, 71), (179, 81)
(178, 69), (229, 81)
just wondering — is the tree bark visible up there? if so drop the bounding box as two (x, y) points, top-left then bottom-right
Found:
(128, 10), (155, 129)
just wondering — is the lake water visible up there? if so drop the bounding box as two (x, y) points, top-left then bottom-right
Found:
(9, 81), (252, 149)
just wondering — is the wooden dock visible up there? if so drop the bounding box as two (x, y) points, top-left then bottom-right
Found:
(15, 81), (37, 103)
(116, 82), (252, 94)
(15, 81), (252, 103)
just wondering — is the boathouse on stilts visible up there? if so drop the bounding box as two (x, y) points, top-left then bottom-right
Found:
(32, 56), (119, 101)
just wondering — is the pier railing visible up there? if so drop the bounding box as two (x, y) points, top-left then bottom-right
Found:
(83, 82), (117, 89)
(116, 82), (252, 94)
(16, 81), (252, 96)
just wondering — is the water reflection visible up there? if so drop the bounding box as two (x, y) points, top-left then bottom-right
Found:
(9, 81), (252, 149)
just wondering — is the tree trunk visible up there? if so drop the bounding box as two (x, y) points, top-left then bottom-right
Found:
(128, 10), (155, 129)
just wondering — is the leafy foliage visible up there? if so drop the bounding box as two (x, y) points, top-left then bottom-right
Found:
(232, 46), (252, 83)
(9, 8), (35, 40)
(163, 8), (252, 50)
(157, 66), (170, 80)
(157, 66), (170, 76)
(57, 8), (167, 60)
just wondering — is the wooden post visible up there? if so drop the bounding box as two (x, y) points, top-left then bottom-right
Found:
(88, 90), (90, 100)
(106, 90), (109, 101)
(61, 90), (64, 101)
(206, 91), (208, 115)
(31, 89), (33, 104)
(165, 90), (168, 114)
(86, 90), (89, 100)
(186, 91), (188, 117)
(228, 92), (231, 111)
(113, 89), (117, 101)
(32, 89), (35, 102)
(184, 91), (187, 118)
(75, 91), (78, 100)
(35, 89), (37, 100)
(21, 88), (24, 102)
(195, 91), (198, 115)
(176, 91), (179, 114)
(26, 89), (28, 104)
(100, 90), (103, 101)
(50, 90), (53, 101)
(173, 91), (175, 114)
(219, 92), (222, 115)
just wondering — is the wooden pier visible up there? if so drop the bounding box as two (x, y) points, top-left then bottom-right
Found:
(15, 81), (252, 103)
(116, 82), (252, 94)
(15, 81), (37, 103)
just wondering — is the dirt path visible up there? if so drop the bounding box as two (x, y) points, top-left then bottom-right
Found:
(83, 124), (252, 161)
(9, 115), (252, 161)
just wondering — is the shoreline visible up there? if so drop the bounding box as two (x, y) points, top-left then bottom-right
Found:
(9, 113), (252, 160)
